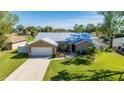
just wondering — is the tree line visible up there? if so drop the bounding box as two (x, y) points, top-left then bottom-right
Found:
(14, 23), (97, 36)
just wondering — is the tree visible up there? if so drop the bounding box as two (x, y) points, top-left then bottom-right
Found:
(25, 26), (38, 36)
(36, 26), (44, 32)
(85, 24), (95, 33)
(54, 28), (66, 32)
(0, 11), (19, 50)
(44, 26), (54, 32)
(57, 41), (69, 52)
(98, 11), (124, 47)
(73, 24), (84, 32)
(15, 24), (26, 35)
(95, 24), (103, 37)
(0, 12), (19, 34)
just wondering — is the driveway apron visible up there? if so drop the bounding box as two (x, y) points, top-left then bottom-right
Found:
(5, 57), (50, 81)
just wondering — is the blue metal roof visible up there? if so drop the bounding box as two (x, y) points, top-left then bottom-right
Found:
(65, 32), (93, 44)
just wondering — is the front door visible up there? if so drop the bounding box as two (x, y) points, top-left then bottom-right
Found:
(72, 44), (75, 52)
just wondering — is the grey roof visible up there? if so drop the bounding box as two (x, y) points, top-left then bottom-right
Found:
(35, 32), (74, 42)
(42, 37), (58, 46)
(29, 37), (58, 47)
(114, 37), (124, 42)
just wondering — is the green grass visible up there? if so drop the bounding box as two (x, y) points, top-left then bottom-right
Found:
(0, 50), (28, 80)
(44, 52), (124, 81)
(26, 36), (35, 42)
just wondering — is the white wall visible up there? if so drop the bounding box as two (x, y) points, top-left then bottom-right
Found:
(92, 37), (99, 44)
(12, 41), (26, 50)
(113, 38), (124, 49)
(18, 46), (28, 53)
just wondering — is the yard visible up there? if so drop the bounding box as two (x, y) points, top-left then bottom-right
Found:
(0, 50), (28, 80)
(44, 52), (124, 81)
(26, 36), (35, 42)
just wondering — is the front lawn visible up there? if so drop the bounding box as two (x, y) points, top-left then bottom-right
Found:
(44, 52), (124, 81)
(0, 50), (28, 80)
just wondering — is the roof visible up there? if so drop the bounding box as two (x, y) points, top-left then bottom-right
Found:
(66, 32), (93, 44)
(7, 35), (26, 43)
(41, 37), (58, 47)
(35, 32), (74, 41)
(29, 37), (58, 47)
(113, 37), (124, 43)
(74, 40), (91, 45)
(35, 32), (93, 44)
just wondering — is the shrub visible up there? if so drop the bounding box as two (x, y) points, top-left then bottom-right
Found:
(104, 45), (113, 52)
(80, 46), (96, 56)
(81, 51), (87, 55)
(53, 52), (65, 58)
(105, 48), (113, 52)
(88, 46), (96, 55)
(52, 54), (56, 58)
(57, 41), (69, 52)
(77, 50), (81, 55)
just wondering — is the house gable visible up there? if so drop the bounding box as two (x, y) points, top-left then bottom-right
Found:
(28, 40), (57, 56)
(28, 40), (56, 48)
(75, 41), (92, 53)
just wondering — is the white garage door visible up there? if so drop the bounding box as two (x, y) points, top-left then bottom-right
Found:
(31, 47), (52, 57)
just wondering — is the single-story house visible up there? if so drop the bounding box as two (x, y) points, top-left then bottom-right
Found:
(19, 32), (99, 57)
(5, 35), (26, 50)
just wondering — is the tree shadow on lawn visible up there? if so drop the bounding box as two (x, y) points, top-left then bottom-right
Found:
(11, 53), (28, 59)
(51, 70), (88, 81)
(115, 50), (124, 56)
(50, 69), (124, 81)
(88, 69), (124, 81)
(11, 50), (18, 54)
(61, 56), (94, 65)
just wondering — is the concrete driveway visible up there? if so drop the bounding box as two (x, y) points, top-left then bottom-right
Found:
(5, 57), (50, 81)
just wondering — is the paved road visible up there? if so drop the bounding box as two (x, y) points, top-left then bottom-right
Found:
(5, 57), (50, 81)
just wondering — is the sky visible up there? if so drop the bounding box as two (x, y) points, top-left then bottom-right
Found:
(11, 11), (103, 29)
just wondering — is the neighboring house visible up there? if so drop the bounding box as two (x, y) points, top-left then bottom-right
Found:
(5, 35), (26, 50)
(18, 32), (99, 57)
(113, 37), (124, 50)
